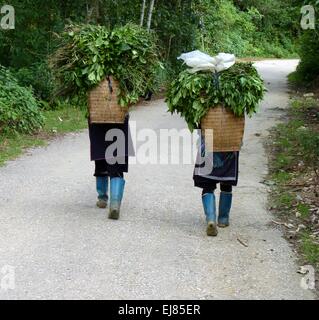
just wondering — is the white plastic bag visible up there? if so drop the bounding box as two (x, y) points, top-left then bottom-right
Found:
(177, 50), (235, 73)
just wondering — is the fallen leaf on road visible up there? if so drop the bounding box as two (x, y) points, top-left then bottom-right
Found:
(271, 220), (294, 229)
(296, 224), (306, 233)
(237, 238), (248, 247)
(272, 220), (285, 226)
(297, 266), (311, 275)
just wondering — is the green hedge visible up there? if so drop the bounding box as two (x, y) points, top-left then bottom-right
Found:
(0, 66), (44, 135)
(11, 61), (55, 101)
(293, 2), (319, 85)
(295, 31), (319, 84)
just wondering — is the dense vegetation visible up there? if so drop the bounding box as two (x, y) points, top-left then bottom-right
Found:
(0, 0), (318, 135)
(0, 66), (43, 135)
(291, 1), (319, 86)
(50, 23), (161, 106)
(166, 62), (265, 130)
(196, 0), (300, 57)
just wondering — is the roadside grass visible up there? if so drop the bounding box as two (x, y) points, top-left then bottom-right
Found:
(42, 105), (87, 135)
(0, 134), (46, 166)
(302, 233), (319, 265)
(268, 96), (319, 283)
(0, 105), (87, 167)
(289, 72), (319, 93)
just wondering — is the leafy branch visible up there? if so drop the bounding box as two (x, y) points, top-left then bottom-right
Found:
(49, 23), (162, 107)
(166, 62), (266, 131)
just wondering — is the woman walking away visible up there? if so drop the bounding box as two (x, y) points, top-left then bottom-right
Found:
(89, 114), (134, 220)
(193, 137), (239, 236)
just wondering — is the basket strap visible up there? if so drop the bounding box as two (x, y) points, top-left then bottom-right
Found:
(107, 76), (113, 94)
(212, 71), (220, 90)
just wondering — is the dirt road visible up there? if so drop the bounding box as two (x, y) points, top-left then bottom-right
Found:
(0, 60), (315, 299)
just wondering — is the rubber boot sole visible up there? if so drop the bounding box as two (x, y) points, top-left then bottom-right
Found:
(108, 208), (120, 220)
(218, 222), (229, 228)
(96, 200), (107, 209)
(207, 222), (218, 236)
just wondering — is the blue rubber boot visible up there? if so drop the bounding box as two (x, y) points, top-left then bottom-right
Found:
(109, 177), (125, 220)
(218, 192), (232, 228)
(202, 193), (218, 236)
(96, 176), (108, 208)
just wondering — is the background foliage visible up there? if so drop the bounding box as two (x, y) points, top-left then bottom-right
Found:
(0, 0), (304, 73)
(0, 0), (318, 135)
(291, 1), (319, 86)
(0, 66), (43, 134)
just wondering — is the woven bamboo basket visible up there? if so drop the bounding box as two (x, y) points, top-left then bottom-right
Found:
(88, 77), (127, 124)
(201, 106), (245, 152)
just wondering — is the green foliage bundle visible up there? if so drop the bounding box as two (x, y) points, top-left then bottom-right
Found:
(50, 23), (161, 107)
(166, 63), (266, 131)
(0, 66), (43, 135)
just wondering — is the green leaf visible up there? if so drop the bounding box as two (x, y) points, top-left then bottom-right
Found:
(88, 72), (96, 81)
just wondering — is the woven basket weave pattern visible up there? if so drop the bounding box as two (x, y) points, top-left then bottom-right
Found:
(201, 106), (245, 152)
(88, 77), (127, 124)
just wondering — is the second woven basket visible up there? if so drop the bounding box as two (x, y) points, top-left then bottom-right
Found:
(200, 106), (245, 152)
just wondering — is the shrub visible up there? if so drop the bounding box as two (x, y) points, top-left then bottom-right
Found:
(295, 32), (319, 83)
(0, 66), (44, 135)
(294, 2), (319, 85)
(11, 61), (55, 101)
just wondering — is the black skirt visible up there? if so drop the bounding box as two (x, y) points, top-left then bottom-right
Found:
(193, 144), (239, 189)
(88, 115), (134, 175)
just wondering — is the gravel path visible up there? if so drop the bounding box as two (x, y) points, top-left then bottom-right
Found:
(0, 60), (315, 299)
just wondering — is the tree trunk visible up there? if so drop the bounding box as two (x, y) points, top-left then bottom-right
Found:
(89, 0), (100, 24)
(140, 0), (147, 27)
(147, 0), (155, 31)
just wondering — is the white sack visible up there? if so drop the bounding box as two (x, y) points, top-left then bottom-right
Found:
(178, 50), (235, 73)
